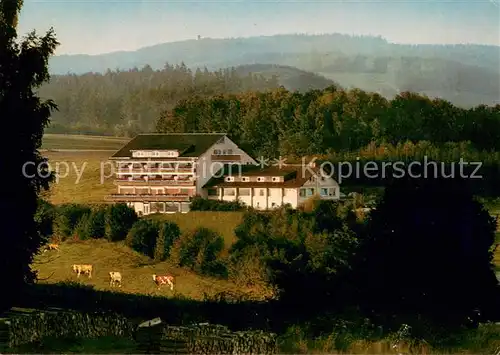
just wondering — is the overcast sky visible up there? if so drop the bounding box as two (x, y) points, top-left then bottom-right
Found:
(17, 0), (500, 55)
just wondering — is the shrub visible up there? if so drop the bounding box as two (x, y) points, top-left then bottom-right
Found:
(86, 206), (107, 239)
(228, 244), (269, 287)
(190, 196), (248, 211)
(154, 221), (181, 261)
(53, 204), (92, 239)
(125, 219), (160, 258)
(34, 199), (56, 242)
(104, 203), (138, 242)
(173, 227), (227, 277)
(71, 205), (107, 241)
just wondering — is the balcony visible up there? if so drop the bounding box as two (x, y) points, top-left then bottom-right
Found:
(117, 167), (195, 174)
(211, 154), (241, 162)
(105, 194), (191, 202)
(114, 179), (195, 186)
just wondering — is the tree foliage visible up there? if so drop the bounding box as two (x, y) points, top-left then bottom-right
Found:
(156, 89), (500, 158)
(0, 0), (59, 311)
(154, 221), (181, 261)
(230, 204), (360, 314)
(125, 219), (159, 258)
(172, 227), (227, 277)
(104, 203), (138, 242)
(347, 175), (499, 330)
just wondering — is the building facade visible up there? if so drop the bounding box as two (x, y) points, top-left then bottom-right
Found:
(203, 165), (341, 210)
(105, 133), (256, 215)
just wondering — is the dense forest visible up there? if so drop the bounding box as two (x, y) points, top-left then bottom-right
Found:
(40, 64), (281, 136)
(156, 87), (500, 157)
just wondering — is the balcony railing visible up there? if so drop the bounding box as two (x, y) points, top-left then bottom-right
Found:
(105, 194), (191, 202)
(114, 179), (195, 186)
(117, 168), (195, 174)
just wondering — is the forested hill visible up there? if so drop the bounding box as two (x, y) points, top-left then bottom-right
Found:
(40, 64), (339, 136)
(48, 33), (500, 107)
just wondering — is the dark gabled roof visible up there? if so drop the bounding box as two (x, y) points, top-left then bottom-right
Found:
(110, 133), (227, 158)
(203, 165), (320, 188)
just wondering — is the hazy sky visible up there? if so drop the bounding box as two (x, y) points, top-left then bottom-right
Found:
(17, 0), (500, 55)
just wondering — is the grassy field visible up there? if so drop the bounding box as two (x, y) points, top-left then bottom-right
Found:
(33, 239), (268, 301)
(42, 134), (128, 150)
(42, 151), (114, 204)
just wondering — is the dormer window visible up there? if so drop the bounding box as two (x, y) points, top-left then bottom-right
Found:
(241, 177), (249, 182)
(225, 176), (234, 182)
(257, 177), (265, 182)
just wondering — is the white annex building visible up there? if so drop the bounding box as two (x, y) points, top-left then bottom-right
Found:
(105, 133), (340, 214)
(203, 165), (340, 210)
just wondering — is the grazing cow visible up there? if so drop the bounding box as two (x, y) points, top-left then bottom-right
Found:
(109, 271), (122, 287)
(44, 243), (59, 253)
(72, 264), (93, 278)
(152, 274), (174, 290)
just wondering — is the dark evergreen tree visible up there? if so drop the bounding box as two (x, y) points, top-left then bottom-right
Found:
(0, 0), (59, 311)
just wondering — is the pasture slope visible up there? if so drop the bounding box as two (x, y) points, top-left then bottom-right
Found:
(33, 237), (264, 301)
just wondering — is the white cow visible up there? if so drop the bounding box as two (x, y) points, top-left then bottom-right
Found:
(109, 271), (122, 287)
(72, 264), (93, 278)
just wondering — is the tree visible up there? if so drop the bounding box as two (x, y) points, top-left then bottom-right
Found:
(154, 221), (181, 261)
(0, 0), (59, 311)
(125, 219), (159, 258)
(104, 203), (138, 242)
(350, 175), (499, 330)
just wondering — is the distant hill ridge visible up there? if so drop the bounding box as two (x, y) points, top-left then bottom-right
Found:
(47, 33), (500, 107)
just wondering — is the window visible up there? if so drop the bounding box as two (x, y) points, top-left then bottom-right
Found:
(208, 188), (218, 196)
(299, 189), (306, 197)
(222, 150), (227, 155)
(225, 176), (234, 182)
(214, 149), (222, 155)
(241, 177), (249, 182)
(225, 188), (236, 196)
(329, 188), (336, 196)
(259, 189), (265, 196)
(306, 188), (315, 197)
(227, 149), (233, 155)
(257, 177), (265, 182)
(320, 188), (328, 196)
(239, 188), (250, 196)
(271, 177), (280, 182)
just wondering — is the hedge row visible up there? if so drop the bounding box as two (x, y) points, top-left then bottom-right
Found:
(190, 196), (249, 211)
(37, 201), (138, 242)
(7, 310), (133, 348)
